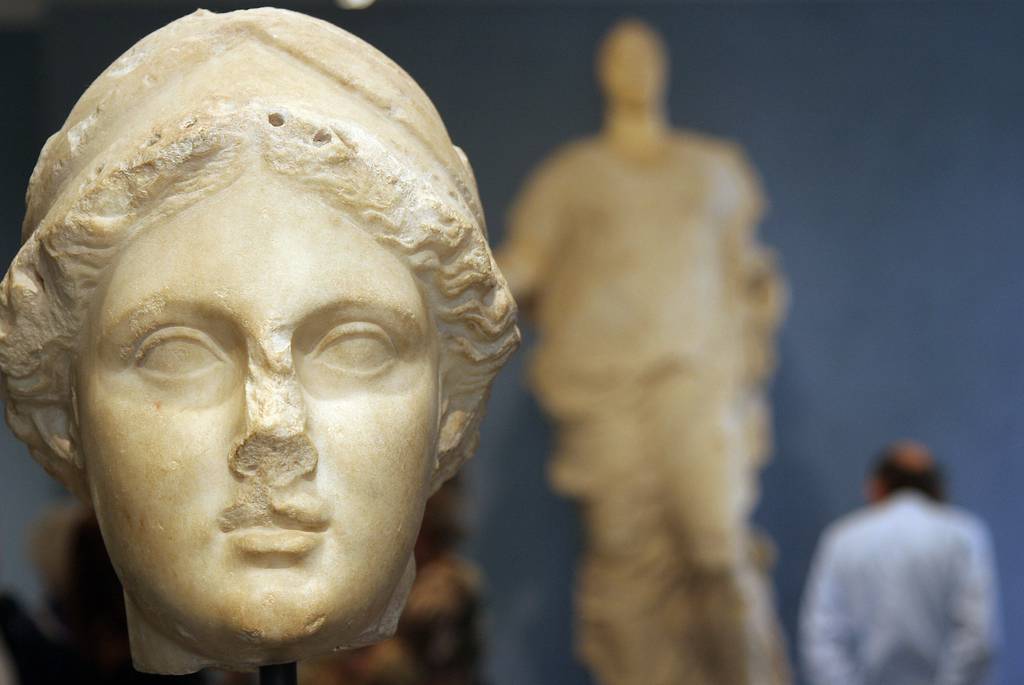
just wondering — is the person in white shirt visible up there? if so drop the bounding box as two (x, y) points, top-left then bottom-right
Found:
(800, 441), (1000, 685)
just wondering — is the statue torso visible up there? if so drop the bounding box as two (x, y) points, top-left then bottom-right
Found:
(526, 132), (756, 402)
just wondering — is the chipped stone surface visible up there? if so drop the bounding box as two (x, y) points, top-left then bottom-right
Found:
(498, 19), (789, 685)
(0, 8), (518, 674)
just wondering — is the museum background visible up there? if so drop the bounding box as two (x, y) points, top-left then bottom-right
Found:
(0, 1), (1021, 683)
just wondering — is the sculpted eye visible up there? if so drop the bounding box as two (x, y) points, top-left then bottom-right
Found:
(309, 322), (396, 376)
(134, 327), (226, 378)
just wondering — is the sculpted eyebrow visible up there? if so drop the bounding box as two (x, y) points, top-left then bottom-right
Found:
(104, 299), (232, 342)
(107, 298), (424, 346)
(300, 300), (425, 340)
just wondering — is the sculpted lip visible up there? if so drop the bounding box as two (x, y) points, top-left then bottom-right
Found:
(231, 528), (324, 556)
(219, 488), (333, 560)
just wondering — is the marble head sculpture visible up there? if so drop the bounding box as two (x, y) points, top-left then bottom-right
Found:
(0, 8), (518, 674)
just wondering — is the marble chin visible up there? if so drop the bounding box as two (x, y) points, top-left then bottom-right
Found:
(123, 557), (417, 673)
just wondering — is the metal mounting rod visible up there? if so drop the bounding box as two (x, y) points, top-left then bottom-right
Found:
(259, 662), (297, 685)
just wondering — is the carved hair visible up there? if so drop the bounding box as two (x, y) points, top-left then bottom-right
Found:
(0, 9), (518, 496)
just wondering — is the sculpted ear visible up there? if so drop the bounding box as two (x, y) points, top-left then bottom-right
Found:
(431, 406), (477, 494)
(27, 403), (89, 501)
(437, 407), (469, 454)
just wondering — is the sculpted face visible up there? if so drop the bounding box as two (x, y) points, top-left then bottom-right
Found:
(0, 7), (518, 673)
(76, 169), (440, 665)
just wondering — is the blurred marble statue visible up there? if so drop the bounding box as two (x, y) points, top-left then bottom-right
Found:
(0, 8), (518, 674)
(498, 19), (789, 685)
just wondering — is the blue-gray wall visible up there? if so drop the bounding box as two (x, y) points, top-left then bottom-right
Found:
(1, 2), (1021, 683)
(0, 29), (66, 611)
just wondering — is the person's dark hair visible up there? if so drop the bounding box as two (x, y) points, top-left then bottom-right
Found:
(872, 446), (946, 501)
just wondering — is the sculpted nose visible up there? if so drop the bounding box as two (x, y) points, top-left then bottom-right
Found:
(230, 363), (317, 487)
(231, 432), (318, 488)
